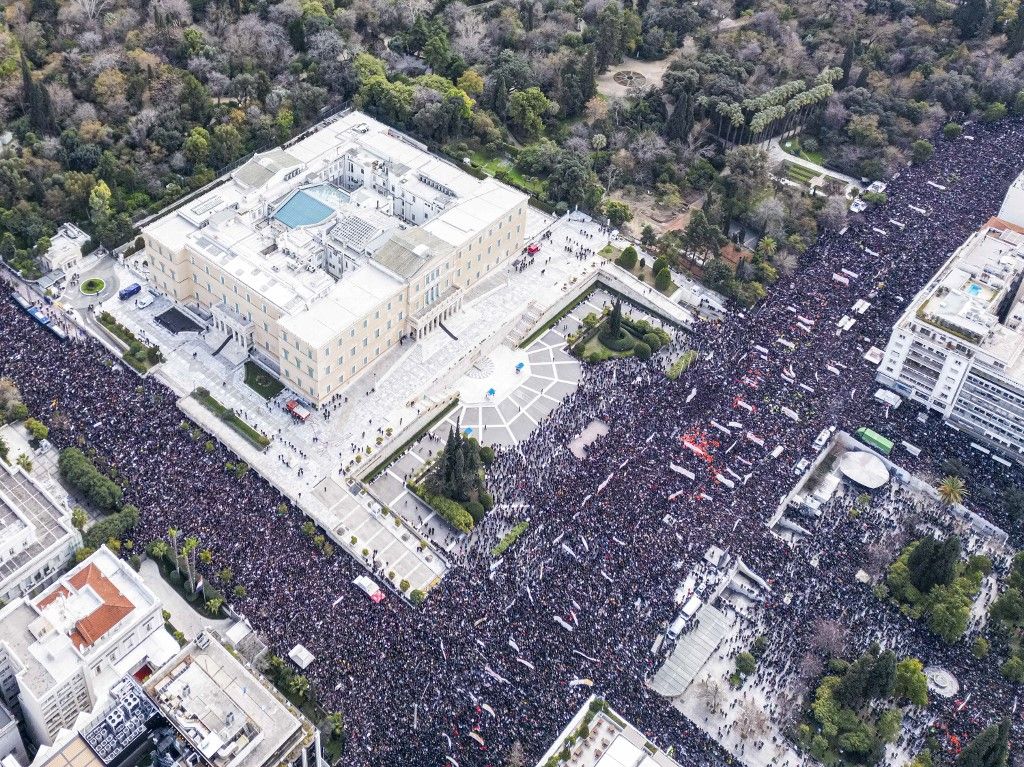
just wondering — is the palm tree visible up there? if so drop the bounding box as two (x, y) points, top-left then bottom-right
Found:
(326, 712), (344, 737)
(205, 597), (224, 615)
(182, 536), (200, 592)
(167, 528), (181, 574)
(149, 539), (169, 560)
(938, 475), (967, 506)
(289, 674), (310, 700)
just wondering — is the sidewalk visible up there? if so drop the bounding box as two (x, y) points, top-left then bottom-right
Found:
(139, 559), (233, 640)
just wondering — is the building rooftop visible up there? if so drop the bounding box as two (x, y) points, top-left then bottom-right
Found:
(535, 698), (684, 767)
(33, 736), (105, 767)
(371, 229), (453, 280)
(900, 221), (1024, 375)
(0, 462), (79, 594)
(0, 547), (159, 698)
(145, 633), (313, 767)
(80, 678), (159, 766)
(143, 111), (527, 348)
(35, 552), (152, 652)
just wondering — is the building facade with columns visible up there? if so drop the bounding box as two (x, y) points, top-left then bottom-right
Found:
(142, 111), (529, 406)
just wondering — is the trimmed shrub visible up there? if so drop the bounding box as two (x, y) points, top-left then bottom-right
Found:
(599, 330), (635, 352)
(479, 445), (495, 467)
(479, 491), (494, 511)
(642, 332), (663, 352)
(616, 246), (638, 270)
(633, 341), (652, 361)
(409, 483), (474, 532)
(465, 500), (485, 523)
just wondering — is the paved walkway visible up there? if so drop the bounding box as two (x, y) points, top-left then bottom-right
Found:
(367, 288), (678, 556)
(139, 559), (233, 640)
(80, 212), (685, 592)
(767, 138), (864, 194)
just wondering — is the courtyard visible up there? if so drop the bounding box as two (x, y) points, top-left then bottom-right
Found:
(78, 211), (686, 593)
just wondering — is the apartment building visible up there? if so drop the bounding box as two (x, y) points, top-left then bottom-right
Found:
(0, 548), (173, 748)
(142, 111), (529, 406)
(998, 168), (1024, 231)
(0, 463), (81, 605)
(876, 218), (1024, 461)
(144, 631), (322, 767)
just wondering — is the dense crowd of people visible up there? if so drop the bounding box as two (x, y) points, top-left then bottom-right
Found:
(3, 118), (1024, 767)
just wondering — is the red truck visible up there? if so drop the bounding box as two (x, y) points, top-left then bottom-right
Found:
(285, 400), (311, 422)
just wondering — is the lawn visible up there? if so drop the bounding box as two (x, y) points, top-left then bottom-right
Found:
(780, 136), (825, 165)
(783, 161), (818, 185)
(97, 311), (162, 373)
(468, 150), (544, 195)
(80, 278), (105, 295)
(244, 361), (284, 399)
(193, 387), (271, 450)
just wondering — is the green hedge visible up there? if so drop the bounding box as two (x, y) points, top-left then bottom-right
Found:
(193, 388), (271, 449)
(492, 521), (529, 557)
(83, 505), (140, 549)
(599, 329), (635, 352)
(408, 482), (474, 533)
(58, 447), (123, 510)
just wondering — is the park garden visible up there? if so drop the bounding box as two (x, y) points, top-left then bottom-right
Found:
(570, 298), (670, 364)
(796, 644), (928, 765)
(408, 426), (495, 534)
(878, 534), (989, 644)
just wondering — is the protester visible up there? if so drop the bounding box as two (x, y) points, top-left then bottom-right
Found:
(2, 118), (1024, 767)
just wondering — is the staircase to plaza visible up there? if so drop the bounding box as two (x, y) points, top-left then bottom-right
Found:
(507, 301), (543, 346)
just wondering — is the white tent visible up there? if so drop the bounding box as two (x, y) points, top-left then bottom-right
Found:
(288, 644), (315, 670)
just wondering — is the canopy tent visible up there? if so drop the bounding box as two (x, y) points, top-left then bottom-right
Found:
(288, 644), (315, 669)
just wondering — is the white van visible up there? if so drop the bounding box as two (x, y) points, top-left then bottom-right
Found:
(136, 292), (155, 309)
(793, 457), (810, 476)
(667, 615), (687, 641)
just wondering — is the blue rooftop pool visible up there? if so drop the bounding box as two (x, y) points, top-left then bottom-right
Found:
(274, 190), (335, 228)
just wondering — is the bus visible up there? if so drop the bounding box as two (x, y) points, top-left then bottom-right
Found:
(855, 427), (894, 456)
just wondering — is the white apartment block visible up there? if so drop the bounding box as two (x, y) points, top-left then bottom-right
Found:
(0, 701), (28, 767)
(876, 218), (1024, 461)
(0, 463), (81, 605)
(0, 547), (171, 749)
(998, 169), (1024, 231)
(144, 631), (322, 767)
(142, 111), (529, 406)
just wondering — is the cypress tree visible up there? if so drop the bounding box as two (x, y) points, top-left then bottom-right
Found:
(868, 650), (897, 700)
(839, 41), (856, 88)
(956, 718), (1009, 767)
(907, 535), (938, 592)
(19, 50), (53, 134)
(609, 299), (622, 338)
(1006, 8), (1024, 55)
(953, 0), (988, 39)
